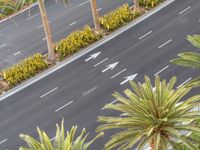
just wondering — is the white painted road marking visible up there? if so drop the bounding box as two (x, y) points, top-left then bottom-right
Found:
(177, 77), (192, 88)
(26, 13), (39, 21)
(102, 62), (119, 73)
(179, 6), (191, 15)
(154, 65), (169, 76)
(40, 87), (58, 98)
(198, 19), (200, 22)
(55, 100), (74, 112)
(85, 51), (101, 62)
(0, 139), (7, 145)
(158, 39), (172, 48)
(94, 58), (108, 67)
(43, 37), (47, 41)
(82, 86), (98, 96)
(111, 68), (127, 79)
(0, 44), (6, 48)
(70, 21), (77, 26)
(37, 21), (50, 29)
(139, 31), (152, 40)
(78, 0), (89, 7)
(14, 51), (21, 56)
(50, 136), (55, 141)
(120, 73), (138, 85)
(97, 8), (102, 11)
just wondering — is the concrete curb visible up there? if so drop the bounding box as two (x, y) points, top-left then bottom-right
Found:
(0, 0), (175, 101)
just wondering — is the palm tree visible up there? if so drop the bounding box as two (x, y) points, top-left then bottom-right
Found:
(171, 35), (200, 87)
(97, 76), (200, 150)
(133, 0), (140, 10)
(89, 0), (100, 31)
(19, 119), (104, 150)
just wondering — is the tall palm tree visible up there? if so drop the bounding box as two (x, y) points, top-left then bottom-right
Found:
(19, 119), (104, 150)
(171, 35), (200, 87)
(89, 0), (100, 31)
(97, 76), (200, 150)
(133, 0), (140, 10)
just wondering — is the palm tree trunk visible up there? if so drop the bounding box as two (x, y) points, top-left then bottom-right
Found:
(89, 0), (100, 31)
(133, 0), (140, 10)
(38, 0), (56, 62)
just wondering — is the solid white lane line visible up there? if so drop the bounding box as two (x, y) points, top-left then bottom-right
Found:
(14, 51), (21, 56)
(55, 100), (74, 112)
(111, 68), (127, 79)
(40, 87), (58, 98)
(78, 0), (89, 7)
(139, 31), (152, 40)
(179, 6), (191, 15)
(26, 13), (39, 21)
(158, 39), (172, 48)
(70, 21), (77, 26)
(97, 8), (102, 11)
(154, 65), (169, 76)
(94, 58), (108, 67)
(0, 139), (7, 144)
(177, 77), (192, 88)
(0, 44), (6, 48)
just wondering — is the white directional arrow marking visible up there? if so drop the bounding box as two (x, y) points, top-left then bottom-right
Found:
(102, 62), (119, 73)
(85, 51), (101, 62)
(120, 73), (138, 85)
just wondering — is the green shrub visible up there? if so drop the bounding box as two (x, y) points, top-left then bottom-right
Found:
(99, 4), (141, 32)
(139, 0), (162, 8)
(2, 53), (48, 86)
(55, 25), (102, 60)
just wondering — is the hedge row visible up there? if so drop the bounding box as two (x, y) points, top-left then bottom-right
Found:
(139, 0), (162, 8)
(2, 53), (48, 86)
(55, 25), (102, 60)
(99, 4), (142, 32)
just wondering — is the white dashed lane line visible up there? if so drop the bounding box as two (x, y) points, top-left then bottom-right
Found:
(0, 44), (6, 48)
(177, 77), (192, 88)
(0, 139), (7, 145)
(178, 6), (191, 15)
(111, 68), (127, 79)
(138, 31), (152, 40)
(97, 8), (102, 11)
(70, 21), (77, 26)
(55, 100), (74, 112)
(154, 65), (169, 76)
(94, 58), (108, 67)
(158, 39), (172, 48)
(40, 87), (58, 98)
(14, 51), (21, 56)
(78, 0), (89, 7)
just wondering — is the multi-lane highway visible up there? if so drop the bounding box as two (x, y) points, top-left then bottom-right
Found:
(0, 0), (133, 70)
(1, 0), (200, 149)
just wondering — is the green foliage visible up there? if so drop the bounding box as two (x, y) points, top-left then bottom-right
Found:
(139, 0), (162, 8)
(97, 76), (200, 150)
(2, 53), (48, 86)
(55, 25), (102, 60)
(99, 4), (142, 32)
(19, 119), (104, 150)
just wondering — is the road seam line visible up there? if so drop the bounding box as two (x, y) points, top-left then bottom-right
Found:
(111, 68), (127, 79)
(179, 6), (191, 15)
(94, 58), (108, 67)
(40, 87), (58, 98)
(154, 65), (169, 76)
(55, 100), (74, 112)
(139, 30), (152, 40)
(158, 39), (172, 48)
(0, 0), (175, 101)
(0, 139), (7, 144)
(177, 77), (192, 88)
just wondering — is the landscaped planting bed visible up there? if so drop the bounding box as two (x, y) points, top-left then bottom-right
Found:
(55, 25), (102, 60)
(2, 53), (48, 87)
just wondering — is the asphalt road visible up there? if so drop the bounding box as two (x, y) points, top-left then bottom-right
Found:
(0, 0), (133, 70)
(1, 0), (200, 149)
